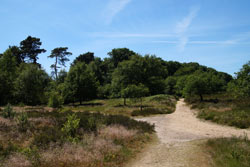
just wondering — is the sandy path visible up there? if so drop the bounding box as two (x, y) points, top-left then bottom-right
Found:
(127, 99), (250, 167)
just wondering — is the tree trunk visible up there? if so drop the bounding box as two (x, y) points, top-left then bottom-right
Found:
(55, 56), (58, 80)
(200, 94), (203, 102)
(124, 98), (126, 106)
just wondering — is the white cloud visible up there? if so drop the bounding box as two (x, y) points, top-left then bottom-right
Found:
(103, 0), (132, 24)
(176, 6), (200, 51)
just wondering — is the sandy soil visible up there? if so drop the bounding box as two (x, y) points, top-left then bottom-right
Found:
(127, 99), (250, 167)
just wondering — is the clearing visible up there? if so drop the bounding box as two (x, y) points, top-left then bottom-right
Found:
(127, 99), (250, 167)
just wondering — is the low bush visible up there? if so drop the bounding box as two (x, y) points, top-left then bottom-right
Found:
(207, 136), (250, 167)
(131, 107), (173, 116)
(198, 109), (250, 129)
(2, 103), (15, 119)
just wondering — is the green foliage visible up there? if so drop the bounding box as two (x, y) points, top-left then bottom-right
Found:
(183, 72), (225, 101)
(112, 54), (167, 97)
(108, 48), (136, 67)
(164, 76), (177, 95)
(2, 103), (15, 119)
(61, 114), (80, 142)
(72, 52), (95, 65)
(121, 84), (149, 99)
(16, 112), (30, 132)
(227, 61), (250, 98)
(0, 48), (18, 105)
(15, 64), (50, 105)
(48, 91), (64, 108)
(207, 137), (250, 167)
(63, 62), (99, 104)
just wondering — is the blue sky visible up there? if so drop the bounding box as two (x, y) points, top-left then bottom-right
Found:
(1, 0), (250, 75)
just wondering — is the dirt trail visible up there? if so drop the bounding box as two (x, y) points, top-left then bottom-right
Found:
(127, 99), (250, 167)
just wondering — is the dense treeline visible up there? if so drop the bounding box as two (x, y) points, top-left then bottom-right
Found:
(0, 36), (249, 106)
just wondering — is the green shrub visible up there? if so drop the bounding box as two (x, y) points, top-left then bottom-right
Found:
(2, 103), (15, 119)
(48, 91), (63, 108)
(16, 112), (29, 132)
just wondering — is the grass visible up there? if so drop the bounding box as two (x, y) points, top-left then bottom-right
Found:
(185, 93), (250, 129)
(207, 136), (250, 167)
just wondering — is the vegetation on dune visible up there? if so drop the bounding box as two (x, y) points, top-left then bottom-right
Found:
(186, 62), (250, 129)
(0, 106), (154, 167)
(207, 136), (250, 167)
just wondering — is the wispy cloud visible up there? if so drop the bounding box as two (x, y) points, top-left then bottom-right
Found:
(153, 40), (250, 45)
(103, 0), (132, 25)
(90, 32), (176, 38)
(176, 6), (200, 51)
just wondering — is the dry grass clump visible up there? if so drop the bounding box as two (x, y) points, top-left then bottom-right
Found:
(98, 125), (137, 142)
(0, 117), (15, 127)
(29, 117), (55, 127)
(39, 126), (137, 167)
(3, 153), (31, 167)
(40, 135), (122, 167)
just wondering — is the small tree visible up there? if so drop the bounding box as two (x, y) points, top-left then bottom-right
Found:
(61, 114), (80, 142)
(122, 84), (149, 110)
(16, 112), (29, 132)
(183, 73), (224, 101)
(48, 91), (64, 108)
(48, 47), (72, 80)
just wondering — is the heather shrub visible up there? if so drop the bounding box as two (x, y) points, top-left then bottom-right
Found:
(3, 153), (31, 167)
(21, 147), (41, 167)
(32, 127), (64, 148)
